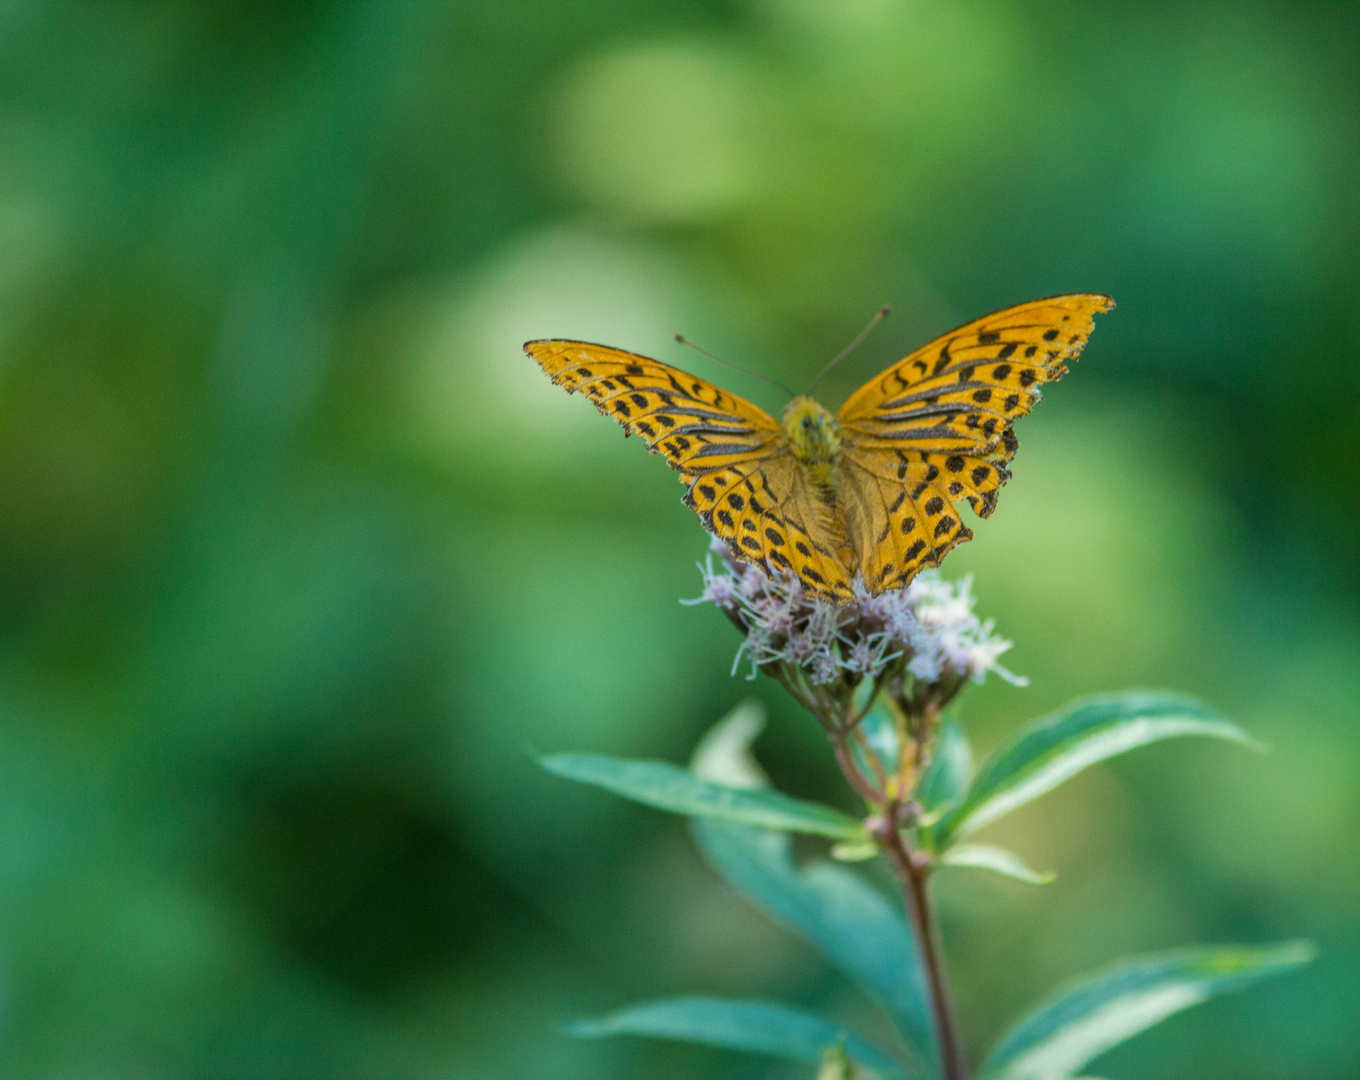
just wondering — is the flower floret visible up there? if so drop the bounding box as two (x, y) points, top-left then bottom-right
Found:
(685, 545), (1025, 692)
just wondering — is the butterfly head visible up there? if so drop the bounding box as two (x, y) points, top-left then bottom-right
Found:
(782, 396), (841, 467)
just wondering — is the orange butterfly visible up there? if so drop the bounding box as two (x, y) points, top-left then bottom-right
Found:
(526, 294), (1112, 603)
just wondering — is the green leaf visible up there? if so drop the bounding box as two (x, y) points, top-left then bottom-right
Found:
(686, 709), (933, 1073)
(565, 996), (905, 1076)
(689, 699), (770, 789)
(830, 839), (880, 862)
(693, 821), (934, 1074)
(979, 941), (1315, 1080)
(915, 717), (972, 813)
(819, 1037), (868, 1079)
(539, 753), (867, 841)
(934, 691), (1261, 847)
(938, 844), (1054, 885)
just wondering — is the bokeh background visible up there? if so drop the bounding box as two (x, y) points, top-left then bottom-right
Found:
(0, 1), (1356, 1076)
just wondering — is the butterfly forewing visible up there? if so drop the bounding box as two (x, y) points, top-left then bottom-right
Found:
(525, 339), (781, 474)
(837, 294), (1113, 452)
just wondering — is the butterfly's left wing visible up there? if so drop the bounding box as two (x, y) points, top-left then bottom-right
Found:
(835, 294), (1113, 591)
(526, 339), (856, 599)
(525, 338), (782, 483)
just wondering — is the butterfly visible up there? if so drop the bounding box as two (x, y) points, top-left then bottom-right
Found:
(525, 294), (1113, 604)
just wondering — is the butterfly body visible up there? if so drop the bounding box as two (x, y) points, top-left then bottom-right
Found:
(526, 293), (1112, 604)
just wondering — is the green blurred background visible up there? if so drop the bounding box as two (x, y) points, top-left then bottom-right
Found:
(0, 1), (1356, 1076)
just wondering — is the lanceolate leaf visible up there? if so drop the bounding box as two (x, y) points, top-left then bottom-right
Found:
(688, 699), (769, 789)
(934, 692), (1261, 847)
(938, 844), (1054, 885)
(538, 753), (868, 841)
(686, 707), (933, 1074)
(565, 997), (905, 1076)
(979, 941), (1315, 1080)
(693, 820), (934, 1074)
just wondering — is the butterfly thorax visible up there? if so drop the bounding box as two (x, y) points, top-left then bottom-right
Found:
(781, 396), (841, 483)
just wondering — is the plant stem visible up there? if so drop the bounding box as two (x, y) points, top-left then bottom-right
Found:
(831, 734), (883, 805)
(879, 820), (968, 1080)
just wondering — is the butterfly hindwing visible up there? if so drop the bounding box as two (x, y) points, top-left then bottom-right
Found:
(841, 447), (980, 591)
(673, 455), (853, 599)
(761, 456), (855, 601)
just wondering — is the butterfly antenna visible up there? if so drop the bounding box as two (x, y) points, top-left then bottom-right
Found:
(806, 305), (891, 396)
(673, 334), (796, 399)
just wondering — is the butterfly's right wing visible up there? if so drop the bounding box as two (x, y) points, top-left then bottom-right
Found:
(834, 295), (1112, 592)
(526, 339), (850, 597)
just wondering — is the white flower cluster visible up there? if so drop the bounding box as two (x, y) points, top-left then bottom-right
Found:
(685, 537), (1026, 688)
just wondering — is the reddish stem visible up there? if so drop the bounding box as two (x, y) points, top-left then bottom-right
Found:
(878, 818), (968, 1080)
